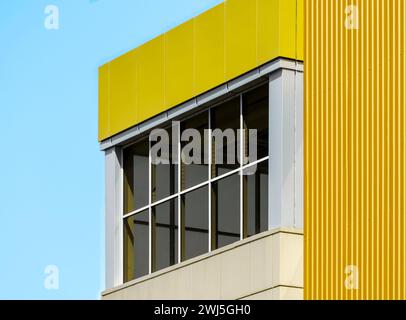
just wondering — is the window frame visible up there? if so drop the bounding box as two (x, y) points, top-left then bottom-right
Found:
(120, 83), (270, 283)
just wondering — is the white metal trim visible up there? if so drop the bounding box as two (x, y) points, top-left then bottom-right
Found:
(177, 121), (181, 263)
(239, 94), (244, 240)
(148, 139), (152, 274)
(119, 148), (124, 285)
(208, 108), (212, 252)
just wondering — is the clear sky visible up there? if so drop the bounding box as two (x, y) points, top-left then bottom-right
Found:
(0, 0), (222, 300)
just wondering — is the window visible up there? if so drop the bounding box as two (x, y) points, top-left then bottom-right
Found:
(181, 186), (209, 261)
(243, 85), (269, 161)
(181, 111), (209, 190)
(151, 127), (178, 202)
(122, 83), (269, 282)
(152, 199), (178, 271)
(123, 210), (149, 282)
(211, 98), (240, 177)
(243, 161), (269, 237)
(124, 139), (149, 214)
(211, 174), (240, 249)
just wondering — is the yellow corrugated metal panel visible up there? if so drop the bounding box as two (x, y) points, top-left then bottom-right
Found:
(225, 0), (257, 80)
(194, 3), (225, 95)
(109, 50), (138, 137)
(99, 0), (303, 141)
(165, 19), (195, 108)
(98, 64), (109, 141)
(305, 0), (406, 299)
(136, 34), (165, 123)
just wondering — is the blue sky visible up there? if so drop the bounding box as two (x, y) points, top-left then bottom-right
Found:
(0, 0), (222, 300)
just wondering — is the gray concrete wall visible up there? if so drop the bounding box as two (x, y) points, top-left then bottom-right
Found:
(102, 228), (303, 300)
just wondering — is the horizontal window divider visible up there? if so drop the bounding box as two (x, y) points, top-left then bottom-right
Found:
(150, 193), (178, 208)
(124, 155), (271, 220)
(179, 180), (210, 196)
(123, 205), (151, 219)
(241, 156), (269, 171)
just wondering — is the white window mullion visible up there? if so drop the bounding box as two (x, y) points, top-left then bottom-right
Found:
(208, 108), (212, 252)
(148, 139), (152, 274)
(119, 148), (124, 285)
(177, 121), (182, 263)
(240, 94), (244, 240)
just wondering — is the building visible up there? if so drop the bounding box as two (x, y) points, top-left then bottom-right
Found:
(99, 0), (406, 300)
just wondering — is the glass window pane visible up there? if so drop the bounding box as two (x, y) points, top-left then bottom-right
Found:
(243, 84), (269, 161)
(181, 111), (209, 190)
(151, 127), (178, 203)
(123, 210), (149, 281)
(181, 186), (209, 261)
(124, 139), (149, 214)
(211, 98), (240, 177)
(243, 160), (269, 237)
(152, 200), (178, 272)
(212, 174), (240, 249)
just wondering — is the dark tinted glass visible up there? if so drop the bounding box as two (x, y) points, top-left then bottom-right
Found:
(211, 98), (240, 177)
(151, 127), (178, 202)
(181, 112), (209, 190)
(181, 186), (209, 261)
(152, 200), (178, 272)
(124, 139), (149, 213)
(243, 84), (269, 161)
(123, 210), (149, 281)
(212, 174), (240, 249)
(243, 161), (268, 237)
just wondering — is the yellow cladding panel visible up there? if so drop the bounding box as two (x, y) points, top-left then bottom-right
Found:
(165, 19), (195, 109)
(136, 34), (165, 122)
(99, 0), (303, 141)
(257, 0), (279, 65)
(109, 49), (138, 137)
(296, 0), (304, 61)
(98, 64), (109, 141)
(195, 3), (225, 95)
(225, 0), (257, 80)
(305, 0), (406, 299)
(278, 0), (297, 59)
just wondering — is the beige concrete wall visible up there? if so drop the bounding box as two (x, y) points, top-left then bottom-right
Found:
(102, 228), (303, 300)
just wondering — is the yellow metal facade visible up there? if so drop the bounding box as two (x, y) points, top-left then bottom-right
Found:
(305, 0), (406, 299)
(98, 0), (303, 141)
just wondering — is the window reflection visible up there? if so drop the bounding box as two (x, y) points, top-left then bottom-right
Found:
(243, 84), (269, 161)
(212, 174), (240, 249)
(151, 127), (178, 202)
(181, 186), (209, 261)
(181, 112), (209, 190)
(124, 139), (149, 214)
(123, 210), (149, 281)
(152, 200), (178, 272)
(211, 98), (240, 177)
(243, 161), (269, 237)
